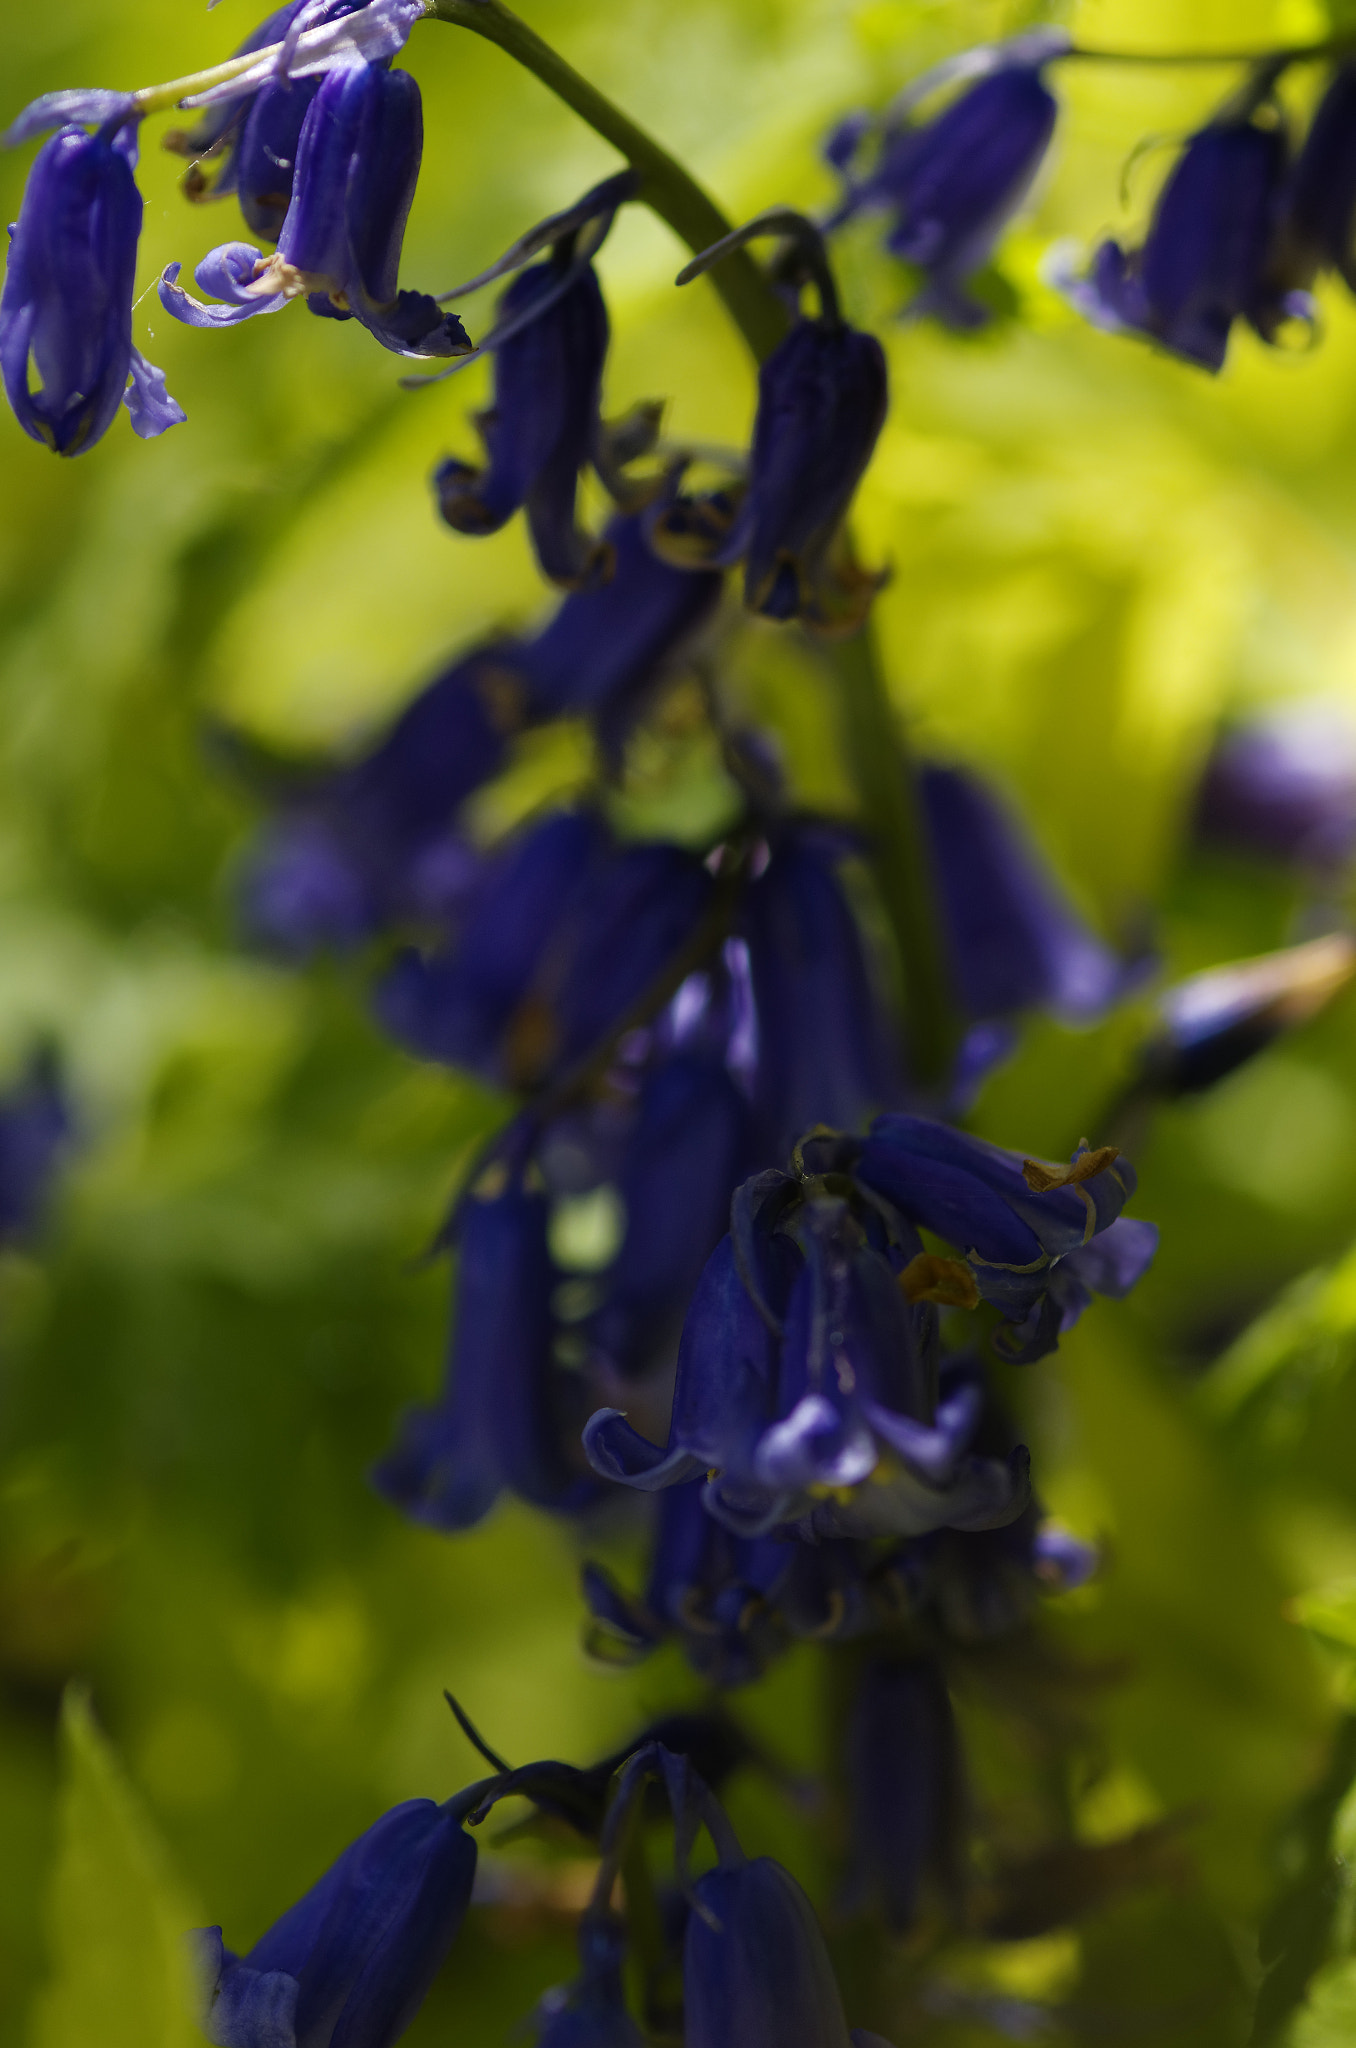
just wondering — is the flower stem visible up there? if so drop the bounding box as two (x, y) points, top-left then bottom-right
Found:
(428, 0), (788, 362)
(1062, 36), (1353, 65)
(429, 0), (959, 1087)
(826, 618), (957, 1091)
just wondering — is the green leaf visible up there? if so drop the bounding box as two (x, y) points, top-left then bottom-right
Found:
(27, 1687), (202, 2048)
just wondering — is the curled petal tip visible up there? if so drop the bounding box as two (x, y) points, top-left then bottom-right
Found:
(4, 89), (137, 148)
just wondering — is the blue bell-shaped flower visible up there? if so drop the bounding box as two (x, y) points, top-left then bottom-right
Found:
(161, 61), (470, 359)
(843, 1658), (965, 1931)
(373, 1145), (600, 1529)
(192, 1793), (478, 2048)
(829, 38), (1065, 325)
(1064, 115), (1294, 371)
(1193, 704), (1356, 874)
(1, 120), (184, 453)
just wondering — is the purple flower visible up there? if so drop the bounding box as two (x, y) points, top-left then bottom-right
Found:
(372, 1147), (600, 1529)
(584, 1153), (1032, 1538)
(843, 1659), (965, 1930)
(830, 44), (1063, 325)
(192, 1794), (478, 2048)
(1063, 118), (1295, 371)
(234, 643), (527, 955)
(533, 1915), (645, 2048)
(920, 763), (1134, 1025)
(521, 511), (723, 755)
(375, 812), (715, 1093)
(1143, 932), (1356, 1096)
(1193, 705), (1356, 873)
(1278, 64), (1356, 294)
(430, 174), (639, 587)
(1, 121), (184, 454)
(0, 1052), (71, 1243)
(685, 1856), (860, 2048)
(738, 825), (899, 1159)
(161, 62), (470, 360)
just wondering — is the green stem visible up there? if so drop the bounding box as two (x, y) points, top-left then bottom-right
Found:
(427, 0), (787, 362)
(827, 618), (957, 1091)
(1063, 36), (1354, 65)
(428, 0), (957, 1085)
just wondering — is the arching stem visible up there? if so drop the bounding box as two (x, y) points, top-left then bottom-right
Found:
(428, 0), (958, 1087)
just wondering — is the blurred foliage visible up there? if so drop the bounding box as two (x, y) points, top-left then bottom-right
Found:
(12, 0), (1356, 2044)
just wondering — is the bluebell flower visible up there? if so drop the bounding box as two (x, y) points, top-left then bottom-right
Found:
(1063, 116), (1295, 371)
(684, 1853), (861, 2048)
(584, 1047), (754, 1382)
(192, 1792), (478, 2048)
(533, 1914), (645, 2048)
(585, 1155), (1031, 1538)
(376, 812), (716, 1093)
(1, 121), (184, 454)
(234, 644), (527, 955)
(920, 763), (1133, 1025)
(738, 825), (899, 1158)
(163, 2), (321, 223)
(843, 1658), (965, 1931)
(906, 1500), (1098, 1642)
(854, 1115), (1140, 1353)
(583, 1478), (910, 1686)
(583, 1479), (794, 1686)
(521, 511), (724, 755)
(828, 36), (1067, 325)
(992, 1213), (1158, 1362)
(373, 1146), (599, 1529)
(663, 212), (885, 628)
(1141, 932), (1356, 1096)
(425, 174), (636, 588)
(0, 1052), (71, 1243)
(721, 315), (886, 626)
(161, 61), (470, 359)
(435, 258), (611, 589)
(1193, 705), (1356, 874)
(1278, 65), (1356, 295)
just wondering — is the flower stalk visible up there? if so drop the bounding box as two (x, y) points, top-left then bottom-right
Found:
(429, 0), (960, 1086)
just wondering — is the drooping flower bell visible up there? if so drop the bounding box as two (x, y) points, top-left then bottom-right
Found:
(584, 1138), (1034, 1538)
(431, 174), (637, 588)
(1138, 932), (1356, 1097)
(0, 1051), (72, 1243)
(161, 60), (471, 359)
(920, 763), (1134, 1027)
(582, 1477), (910, 1687)
(373, 1137), (600, 1530)
(162, 1), (333, 233)
(826, 32), (1068, 325)
(521, 510), (724, 755)
(842, 1658), (965, 1931)
(1061, 106), (1296, 371)
(1276, 64), (1356, 297)
(1193, 704), (1356, 875)
(1, 120), (185, 454)
(737, 823), (899, 1158)
(666, 212), (886, 630)
(854, 1115), (1143, 1357)
(905, 1497), (1098, 1642)
(533, 1913), (646, 2048)
(375, 810), (717, 1094)
(192, 1791), (479, 2048)
(233, 641), (530, 955)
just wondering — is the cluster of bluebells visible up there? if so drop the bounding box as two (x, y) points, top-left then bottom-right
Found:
(192, 1730), (911, 2048)
(12, 4), (1356, 2041)
(827, 32), (1356, 372)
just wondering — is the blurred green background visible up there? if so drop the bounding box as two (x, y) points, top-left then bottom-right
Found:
(9, 0), (1356, 2041)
